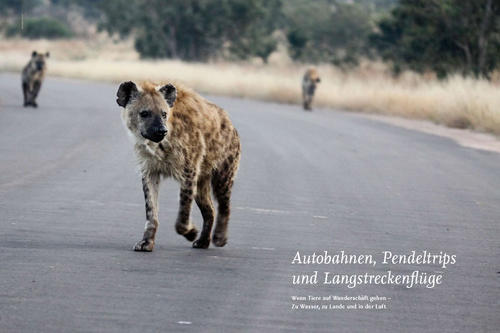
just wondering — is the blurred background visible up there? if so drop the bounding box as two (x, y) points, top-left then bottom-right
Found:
(1, 0), (500, 134)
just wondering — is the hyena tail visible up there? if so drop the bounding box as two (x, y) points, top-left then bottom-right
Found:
(211, 148), (240, 247)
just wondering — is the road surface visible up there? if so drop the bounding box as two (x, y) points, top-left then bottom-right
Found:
(0, 73), (499, 332)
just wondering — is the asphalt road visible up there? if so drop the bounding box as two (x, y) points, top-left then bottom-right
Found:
(0, 73), (499, 333)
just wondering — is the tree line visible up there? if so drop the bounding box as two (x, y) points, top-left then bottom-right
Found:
(2, 0), (500, 78)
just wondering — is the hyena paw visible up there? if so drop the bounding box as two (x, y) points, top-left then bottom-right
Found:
(133, 239), (154, 252)
(32, 102), (38, 108)
(212, 233), (227, 247)
(175, 223), (198, 242)
(183, 228), (198, 242)
(192, 237), (210, 249)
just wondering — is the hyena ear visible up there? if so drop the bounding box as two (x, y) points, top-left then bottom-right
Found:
(45, 52), (50, 58)
(32, 51), (37, 57)
(159, 83), (177, 107)
(116, 81), (138, 108)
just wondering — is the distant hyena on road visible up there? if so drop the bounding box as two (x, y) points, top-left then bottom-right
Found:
(117, 81), (241, 251)
(22, 51), (49, 107)
(302, 68), (320, 111)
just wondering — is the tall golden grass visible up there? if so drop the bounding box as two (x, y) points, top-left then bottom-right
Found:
(2, 38), (500, 135)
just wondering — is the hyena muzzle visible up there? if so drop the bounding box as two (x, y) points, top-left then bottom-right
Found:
(22, 51), (49, 108)
(117, 81), (241, 251)
(302, 68), (320, 111)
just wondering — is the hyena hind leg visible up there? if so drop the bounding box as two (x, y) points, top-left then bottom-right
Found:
(175, 169), (199, 242)
(192, 175), (215, 249)
(211, 156), (238, 247)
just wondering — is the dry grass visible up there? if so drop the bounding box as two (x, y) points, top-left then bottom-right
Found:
(2, 38), (500, 135)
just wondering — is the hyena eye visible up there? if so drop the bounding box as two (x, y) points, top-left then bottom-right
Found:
(139, 110), (151, 118)
(161, 111), (167, 119)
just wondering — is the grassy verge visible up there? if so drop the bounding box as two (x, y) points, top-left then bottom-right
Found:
(2, 38), (500, 135)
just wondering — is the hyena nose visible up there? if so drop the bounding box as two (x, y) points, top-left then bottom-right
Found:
(155, 127), (167, 136)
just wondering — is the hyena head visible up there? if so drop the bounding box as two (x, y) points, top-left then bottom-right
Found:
(116, 81), (177, 143)
(30, 51), (49, 71)
(308, 68), (320, 83)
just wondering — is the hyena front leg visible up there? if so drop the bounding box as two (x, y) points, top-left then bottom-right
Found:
(133, 172), (160, 252)
(30, 80), (42, 107)
(175, 167), (198, 242)
(22, 82), (29, 107)
(303, 93), (312, 110)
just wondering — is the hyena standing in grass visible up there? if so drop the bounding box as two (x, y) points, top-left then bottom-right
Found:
(117, 81), (241, 251)
(22, 51), (49, 108)
(302, 67), (320, 111)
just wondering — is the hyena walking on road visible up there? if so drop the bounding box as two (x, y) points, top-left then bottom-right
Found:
(302, 68), (320, 111)
(117, 81), (241, 251)
(22, 51), (49, 107)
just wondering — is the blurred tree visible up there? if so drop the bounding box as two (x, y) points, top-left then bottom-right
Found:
(226, 0), (282, 63)
(0, 0), (40, 14)
(133, 0), (231, 60)
(350, 0), (398, 13)
(97, 0), (281, 62)
(370, 0), (500, 78)
(96, 0), (139, 38)
(284, 0), (372, 67)
(6, 17), (72, 39)
(49, 0), (103, 19)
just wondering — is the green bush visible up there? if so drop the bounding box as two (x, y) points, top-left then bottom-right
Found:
(6, 17), (72, 39)
(370, 0), (500, 79)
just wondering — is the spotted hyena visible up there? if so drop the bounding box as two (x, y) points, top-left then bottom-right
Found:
(22, 51), (49, 108)
(117, 81), (241, 251)
(302, 68), (320, 111)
